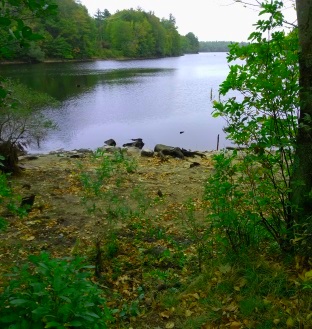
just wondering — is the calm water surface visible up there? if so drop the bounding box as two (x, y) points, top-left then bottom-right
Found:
(1, 53), (233, 153)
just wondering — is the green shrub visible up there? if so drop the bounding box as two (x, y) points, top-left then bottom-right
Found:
(0, 156), (27, 230)
(0, 168), (11, 231)
(211, 1), (298, 253)
(0, 253), (112, 329)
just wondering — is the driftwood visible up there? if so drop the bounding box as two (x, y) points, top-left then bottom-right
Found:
(181, 148), (205, 158)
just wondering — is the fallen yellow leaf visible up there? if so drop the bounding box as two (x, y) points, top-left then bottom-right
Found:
(286, 317), (294, 327)
(224, 303), (238, 312)
(160, 311), (170, 319)
(305, 270), (312, 280)
(219, 263), (231, 274)
(229, 321), (242, 328)
(21, 235), (35, 241)
(165, 322), (175, 329)
(190, 292), (200, 300)
(238, 278), (247, 287)
(211, 307), (221, 312)
(185, 310), (193, 317)
(243, 319), (249, 325)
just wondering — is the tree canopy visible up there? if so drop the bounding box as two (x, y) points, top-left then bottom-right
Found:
(199, 41), (248, 52)
(0, 1), (200, 61)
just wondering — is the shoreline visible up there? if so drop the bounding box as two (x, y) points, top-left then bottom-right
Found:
(0, 53), (202, 66)
(23, 146), (215, 157)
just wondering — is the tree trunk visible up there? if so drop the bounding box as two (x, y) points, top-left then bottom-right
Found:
(290, 1), (312, 254)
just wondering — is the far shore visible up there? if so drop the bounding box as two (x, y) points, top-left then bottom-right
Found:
(0, 53), (207, 66)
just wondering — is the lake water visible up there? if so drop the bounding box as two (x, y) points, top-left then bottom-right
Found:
(1, 53), (233, 153)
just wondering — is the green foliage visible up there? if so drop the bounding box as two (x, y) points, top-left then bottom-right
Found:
(26, 42), (45, 61)
(40, 0), (97, 59)
(1, 2), (191, 61)
(186, 250), (298, 328)
(0, 252), (112, 328)
(43, 36), (73, 59)
(0, 164), (12, 230)
(0, 0), (57, 102)
(0, 79), (58, 148)
(0, 0), (57, 58)
(181, 32), (199, 54)
(179, 198), (211, 272)
(199, 41), (248, 52)
(79, 149), (138, 233)
(104, 9), (182, 58)
(211, 1), (299, 252)
(0, 154), (31, 229)
(204, 151), (270, 252)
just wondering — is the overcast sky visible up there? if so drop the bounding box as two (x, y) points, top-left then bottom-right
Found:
(79, 0), (297, 42)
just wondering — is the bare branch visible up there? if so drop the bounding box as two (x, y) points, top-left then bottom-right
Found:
(283, 19), (298, 28)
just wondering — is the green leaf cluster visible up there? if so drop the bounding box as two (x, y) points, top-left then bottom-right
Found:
(103, 9), (182, 58)
(0, 0), (199, 61)
(181, 32), (199, 54)
(0, 79), (58, 149)
(0, 252), (112, 328)
(210, 1), (299, 252)
(199, 41), (248, 52)
(0, 0), (57, 60)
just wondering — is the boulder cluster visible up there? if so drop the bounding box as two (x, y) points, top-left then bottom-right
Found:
(103, 138), (205, 159)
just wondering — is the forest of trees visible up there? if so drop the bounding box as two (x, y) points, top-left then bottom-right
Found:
(199, 41), (249, 52)
(0, 0), (200, 62)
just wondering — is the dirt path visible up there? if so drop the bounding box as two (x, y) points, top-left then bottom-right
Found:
(0, 149), (215, 266)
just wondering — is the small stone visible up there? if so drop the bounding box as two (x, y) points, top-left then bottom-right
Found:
(190, 162), (200, 168)
(69, 154), (84, 158)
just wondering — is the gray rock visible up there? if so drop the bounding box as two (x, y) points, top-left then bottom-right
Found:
(75, 148), (93, 153)
(125, 146), (141, 156)
(99, 146), (121, 153)
(104, 138), (117, 147)
(154, 144), (184, 159)
(141, 148), (154, 157)
(50, 148), (65, 154)
(69, 153), (84, 159)
(123, 138), (144, 149)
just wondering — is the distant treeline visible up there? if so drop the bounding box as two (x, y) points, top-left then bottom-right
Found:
(0, 0), (200, 62)
(199, 41), (249, 52)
